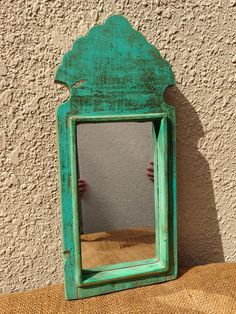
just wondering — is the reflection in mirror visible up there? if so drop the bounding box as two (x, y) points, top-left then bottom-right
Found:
(77, 122), (155, 269)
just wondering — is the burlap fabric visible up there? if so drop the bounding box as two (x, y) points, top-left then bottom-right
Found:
(1, 229), (236, 314)
(81, 227), (156, 268)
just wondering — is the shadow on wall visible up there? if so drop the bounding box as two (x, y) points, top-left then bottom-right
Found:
(165, 86), (225, 267)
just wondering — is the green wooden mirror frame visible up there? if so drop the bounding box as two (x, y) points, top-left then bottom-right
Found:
(55, 15), (177, 300)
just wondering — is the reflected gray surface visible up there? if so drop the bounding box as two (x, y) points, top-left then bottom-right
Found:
(77, 122), (154, 233)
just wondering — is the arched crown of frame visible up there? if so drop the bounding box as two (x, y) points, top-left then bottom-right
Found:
(56, 15), (175, 114)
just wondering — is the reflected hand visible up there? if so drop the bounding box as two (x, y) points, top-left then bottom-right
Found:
(78, 178), (88, 198)
(147, 161), (154, 182)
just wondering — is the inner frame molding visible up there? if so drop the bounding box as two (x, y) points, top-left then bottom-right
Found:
(67, 113), (175, 298)
(56, 15), (177, 300)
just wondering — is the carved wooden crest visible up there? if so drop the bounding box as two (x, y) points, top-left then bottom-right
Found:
(56, 15), (175, 114)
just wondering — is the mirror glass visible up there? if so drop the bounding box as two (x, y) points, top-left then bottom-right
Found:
(77, 122), (155, 269)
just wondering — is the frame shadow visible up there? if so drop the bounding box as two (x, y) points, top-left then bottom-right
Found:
(164, 86), (224, 267)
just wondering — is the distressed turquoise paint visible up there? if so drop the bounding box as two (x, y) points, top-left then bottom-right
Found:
(82, 259), (167, 285)
(55, 15), (175, 116)
(157, 117), (169, 267)
(56, 15), (177, 300)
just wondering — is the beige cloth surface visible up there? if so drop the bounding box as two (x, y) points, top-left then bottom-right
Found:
(81, 227), (156, 268)
(1, 229), (236, 314)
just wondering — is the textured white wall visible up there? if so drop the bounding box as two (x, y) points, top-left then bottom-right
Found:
(0, 0), (235, 293)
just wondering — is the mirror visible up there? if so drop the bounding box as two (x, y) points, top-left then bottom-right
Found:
(77, 122), (156, 269)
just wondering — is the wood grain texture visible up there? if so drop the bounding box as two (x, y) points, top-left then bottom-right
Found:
(55, 15), (175, 116)
(56, 15), (177, 300)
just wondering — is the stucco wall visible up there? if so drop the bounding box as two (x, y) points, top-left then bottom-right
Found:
(0, 0), (235, 293)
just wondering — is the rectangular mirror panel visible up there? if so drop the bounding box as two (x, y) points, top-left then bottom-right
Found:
(77, 122), (155, 269)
